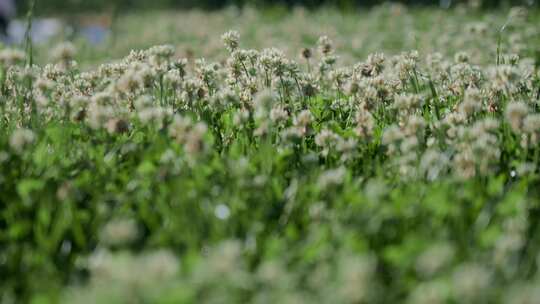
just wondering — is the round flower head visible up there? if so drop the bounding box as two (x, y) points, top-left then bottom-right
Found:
(300, 47), (312, 60)
(221, 30), (240, 52)
(317, 35), (334, 56)
(0, 48), (26, 67)
(505, 102), (529, 133)
(9, 128), (36, 154)
(99, 218), (139, 247)
(51, 42), (77, 63)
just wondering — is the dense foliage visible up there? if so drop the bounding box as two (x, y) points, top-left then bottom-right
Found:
(1, 5), (540, 304)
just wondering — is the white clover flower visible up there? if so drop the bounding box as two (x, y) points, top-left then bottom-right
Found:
(208, 240), (242, 275)
(317, 35), (334, 55)
(403, 115), (426, 136)
(452, 263), (491, 302)
(253, 89), (275, 112)
(416, 242), (454, 277)
(458, 88), (483, 118)
(99, 218), (139, 247)
(105, 118), (129, 135)
(140, 249), (180, 280)
(9, 128), (35, 154)
(115, 70), (143, 95)
(214, 204), (231, 220)
(420, 150), (450, 181)
(382, 125), (403, 145)
(148, 45), (175, 59)
(523, 114), (540, 144)
(233, 108), (250, 126)
(0, 48), (25, 67)
(87, 248), (179, 287)
(164, 69), (183, 89)
(336, 253), (376, 303)
(137, 107), (172, 128)
(503, 283), (540, 304)
(453, 149), (476, 179)
(87, 103), (115, 129)
(408, 281), (449, 304)
(51, 42), (77, 63)
(317, 166), (346, 189)
(454, 51), (469, 63)
(493, 217), (526, 269)
(185, 122), (209, 155)
(168, 115), (193, 143)
(505, 102), (529, 133)
(221, 30), (240, 52)
(293, 109), (313, 127)
(269, 106), (289, 123)
(315, 129), (341, 152)
(394, 93), (423, 112)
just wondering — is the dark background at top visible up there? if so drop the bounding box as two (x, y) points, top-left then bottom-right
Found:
(17, 0), (538, 14)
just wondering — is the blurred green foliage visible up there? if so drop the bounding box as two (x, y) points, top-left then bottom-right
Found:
(17, 0), (538, 15)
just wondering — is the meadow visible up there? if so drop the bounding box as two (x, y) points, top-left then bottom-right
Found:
(1, 4), (540, 303)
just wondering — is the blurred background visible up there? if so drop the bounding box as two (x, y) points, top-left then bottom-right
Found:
(14, 0), (540, 13)
(1, 0), (538, 67)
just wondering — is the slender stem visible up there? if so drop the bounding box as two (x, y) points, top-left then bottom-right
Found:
(24, 0), (36, 67)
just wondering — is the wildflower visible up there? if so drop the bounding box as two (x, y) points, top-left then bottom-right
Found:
(382, 125), (403, 155)
(164, 69), (183, 89)
(289, 108), (306, 126)
(34, 77), (56, 94)
(458, 88), (483, 118)
(206, 240), (243, 275)
(452, 263), (491, 302)
(105, 118), (130, 135)
(300, 47), (312, 60)
(505, 102), (529, 133)
(99, 218), (139, 246)
(0, 48), (25, 67)
(317, 167), (346, 189)
(337, 138), (358, 161)
(169, 115), (193, 143)
(148, 45), (175, 59)
(355, 110), (375, 140)
(147, 45), (175, 72)
(336, 253), (376, 303)
(221, 30), (240, 52)
(314, 128), (336, 145)
(503, 283), (540, 304)
(269, 106), (288, 123)
(184, 122), (208, 155)
(453, 149), (476, 179)
(317, 36), (334, 55)
(115, 70), (142, 95)
(454, 52), (469, 63)
(253, 89), (275, 112)
(140, 249), (180, 280)
(56, 182), (75, 201)
(214, 204), (231, 220)
(394, 93), (423, 114)
(9, 128), (35, 154)
(420, 149), (449, 180)
(523, 114), (540, 144)
(233, 108), (250, 126)
(403, 115), (426, 136)
(50, 42), (77, 64)
(408, 281), (449, 304)
(416, 242), (454, 277)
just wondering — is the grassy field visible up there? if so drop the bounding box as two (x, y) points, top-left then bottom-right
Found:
(1, 4), (540, 303)
(39, 5), (540, 66)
